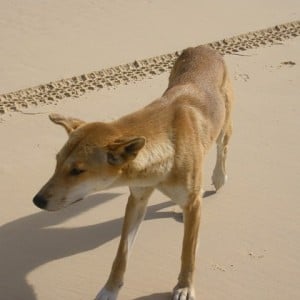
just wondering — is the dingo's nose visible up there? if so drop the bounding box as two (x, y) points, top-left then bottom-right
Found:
(33, 194), (48, 209)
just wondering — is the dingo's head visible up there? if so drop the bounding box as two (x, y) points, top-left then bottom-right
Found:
(33, 114), (145, 211)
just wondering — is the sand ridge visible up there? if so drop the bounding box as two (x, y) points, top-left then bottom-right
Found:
(0, 20), (299, 115)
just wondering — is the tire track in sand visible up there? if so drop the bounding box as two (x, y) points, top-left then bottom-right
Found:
(0, 20), (299, 115)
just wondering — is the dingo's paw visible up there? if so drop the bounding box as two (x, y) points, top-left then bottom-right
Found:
(172, 286), (195, 300)
(95, 288), (118, 300)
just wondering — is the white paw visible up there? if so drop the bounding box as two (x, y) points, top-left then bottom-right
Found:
(212, 170), (227, 191)
(172, 286), (195, 300)
(95, 288), (118, 300)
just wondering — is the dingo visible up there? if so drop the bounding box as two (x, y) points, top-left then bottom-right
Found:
(33, 45), (233, 300)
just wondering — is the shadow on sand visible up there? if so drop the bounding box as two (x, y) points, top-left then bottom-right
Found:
(133, 292), (172, 300)
(0, 192), (180, 299)
(0, 190), (215, 299)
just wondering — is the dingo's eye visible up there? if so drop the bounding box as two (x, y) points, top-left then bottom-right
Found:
(70, 168), (85, 176)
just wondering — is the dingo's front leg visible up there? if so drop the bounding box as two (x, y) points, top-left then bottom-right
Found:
(173, 196), (201, 300)
(96, 187), (153, 300)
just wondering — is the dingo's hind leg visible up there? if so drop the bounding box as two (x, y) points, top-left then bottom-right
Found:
(212, 122), (232, 191)
(212, 75), (233, 191)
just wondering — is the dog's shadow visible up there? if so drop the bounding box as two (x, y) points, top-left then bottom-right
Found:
(0, 192), (179, 299)
(0, 190), (215, 299)
(133, 292), (172, 299)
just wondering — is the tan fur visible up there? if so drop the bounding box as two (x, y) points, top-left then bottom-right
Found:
(33, 45), (233, 300)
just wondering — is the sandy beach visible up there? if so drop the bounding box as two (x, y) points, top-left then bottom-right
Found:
(0, 1), (299, 300)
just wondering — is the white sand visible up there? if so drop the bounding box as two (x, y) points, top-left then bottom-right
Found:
(0, 0), (299, 93)
(0, 1), (299, 300)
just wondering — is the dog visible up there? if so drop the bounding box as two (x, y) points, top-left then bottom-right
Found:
(33, 45), (233, 300)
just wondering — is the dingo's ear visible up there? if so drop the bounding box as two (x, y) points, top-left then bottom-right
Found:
(49, 113), (85, 135)
(107, 136), (146, 165)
